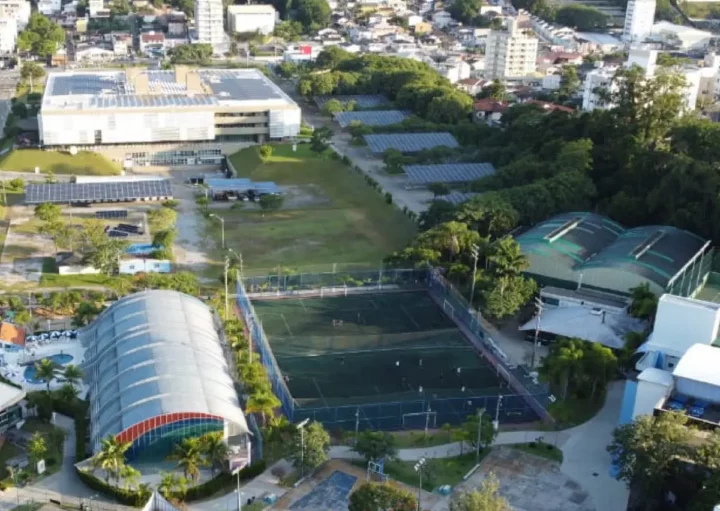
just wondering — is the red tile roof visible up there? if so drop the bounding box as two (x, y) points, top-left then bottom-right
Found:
(141, 33), (165, 43)
(473, 98), (509, 113)
(0, 323), (25, 347)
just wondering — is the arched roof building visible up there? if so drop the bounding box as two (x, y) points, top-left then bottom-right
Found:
(517, 212), (712, 296)
(82, 290), (249, 463)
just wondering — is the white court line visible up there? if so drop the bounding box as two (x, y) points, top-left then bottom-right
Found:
(298, 299), (308, 312)
(400, 305), (421, 329)
(280, 313), (294, 337)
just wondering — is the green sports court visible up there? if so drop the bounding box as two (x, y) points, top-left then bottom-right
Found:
(251, 292), (507, 409)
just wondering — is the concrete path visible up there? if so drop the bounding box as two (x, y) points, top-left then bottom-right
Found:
(329, 381), (629, 511)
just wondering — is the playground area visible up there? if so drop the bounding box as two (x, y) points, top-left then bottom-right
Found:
(251, 291), (517, 428)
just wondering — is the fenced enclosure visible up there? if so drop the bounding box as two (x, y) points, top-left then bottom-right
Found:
(235, 268), (553, 430)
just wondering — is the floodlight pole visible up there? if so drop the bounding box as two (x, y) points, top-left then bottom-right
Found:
(469, 244), (480, 309)
(531, 297), (543, 369)
(476, 407), (485, 463)
(354, 407), (360, 445)
(224, 256), (230, 319)
(414, 458), (426, 511)
(297, 418), (310, 479)
(232, 466), (243, 511)
(210, 213), (225, 249)
(494, 395), (503, 429)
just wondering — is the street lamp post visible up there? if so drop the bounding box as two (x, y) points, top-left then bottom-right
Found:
(232, 466), (244, 511)
(414, 457), (426, 511)
(469, 244), (480, 309)
(209, 213), (226, 249)
(475, 408), (485, 463)
(224, 256), (230, 319)
(531, 297), (544, 368)
(297, 418), (310, 479)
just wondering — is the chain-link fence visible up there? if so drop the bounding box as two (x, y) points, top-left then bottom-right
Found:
(7, 486), (133, 511)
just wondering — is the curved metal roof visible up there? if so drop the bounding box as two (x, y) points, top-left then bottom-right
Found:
(83, 290), (248, 449)
(578, 225), (709, 288)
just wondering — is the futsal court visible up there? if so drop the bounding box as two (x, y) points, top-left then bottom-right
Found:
(251, 292), (506, 408)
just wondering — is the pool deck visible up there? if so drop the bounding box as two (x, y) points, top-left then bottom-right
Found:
(1, 338), (87, 394)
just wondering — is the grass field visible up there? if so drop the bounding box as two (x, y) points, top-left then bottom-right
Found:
(0, 149), (121, 175)
(252, 292), (506, 408)
(207, 144), (416, 275)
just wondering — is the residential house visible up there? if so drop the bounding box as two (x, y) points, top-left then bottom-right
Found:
(457, 77), (487, 95)
(111, 32), (132, 56)
(167, 11), (187, 35)
(432, 10), (453, 28)
(75, 43), (114, 61)
(140, 32), (165, 54)
(0, 17), (16, 54)
(37, 0), (60, 15)
(473, 98), (509, 124)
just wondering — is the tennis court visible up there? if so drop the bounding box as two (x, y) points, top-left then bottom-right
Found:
(252, 292), (507, 409)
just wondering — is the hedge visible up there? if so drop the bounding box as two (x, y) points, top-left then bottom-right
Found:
(75, 460), (267, 505)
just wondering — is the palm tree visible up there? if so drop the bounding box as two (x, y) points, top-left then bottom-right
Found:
(158, 472), (178, 499)
(487, 237), (528, 278)
(119, 464), (141, 490)
(136, 483), (152, 503)
(200, 432), (229, 477)
(63, 364), (83, 390)
(34, 359), (57, 393)
(169, 437), (205, 484)
(90, 435), (132, 485)
(246, 387), (281, 425)
(56, 382), (78, 403)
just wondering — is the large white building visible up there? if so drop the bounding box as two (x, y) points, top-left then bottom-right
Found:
(485, 18), (538, 79)
(622, 0), (656, 43)
(0, 17), (17, 54)
(37, 0), (61, 15)
(88, 0), (103, 17)
(195, 0), (224, 49)
(39, 67), (301, 146)
(0, 0), (29, 31)
(226, 4), (276, 35)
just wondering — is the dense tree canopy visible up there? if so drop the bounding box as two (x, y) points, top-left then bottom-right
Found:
(296, 0), (331, 31)
(169, 44), (213, 63)
(555, 5), (607, 31)
(18, 14), (65, 57)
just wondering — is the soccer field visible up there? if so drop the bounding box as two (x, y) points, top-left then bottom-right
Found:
(251, 292), (508, 408)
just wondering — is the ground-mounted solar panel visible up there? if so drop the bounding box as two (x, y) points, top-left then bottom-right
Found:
(25, 180), (173, 204)
(363, 133), (460, 153)
(438, 192), (480, 205)
(334, 110), (410, 128)
(95, 210), (128, 219)
(314, 95), (391, 109)
(403, 163), (497, 185)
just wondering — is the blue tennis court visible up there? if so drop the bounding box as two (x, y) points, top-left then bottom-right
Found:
(290, 470), (357, 511)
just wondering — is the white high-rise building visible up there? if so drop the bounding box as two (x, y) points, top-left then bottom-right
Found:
(0, 17), (16, 53)
(0, 0), (29, 31)
(195, 0), (224, 49)
(485, 18), (538, 80)
(623, 0), (656, 43)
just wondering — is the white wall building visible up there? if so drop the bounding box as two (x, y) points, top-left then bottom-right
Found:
(0, 17), (16, 54)
(0, 0), (28, 31)
(485, 18), (538, 79)
(649, 21), (713, 51)
(39, 67), (301, 146)
(226, 4), (276, 35)
(622, 0), (656, 43)
(88, 0), (103, 17)
(37, 0), (61, 15)
(195, 0), (224, 49)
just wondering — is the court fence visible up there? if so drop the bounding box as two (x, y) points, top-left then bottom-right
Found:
(235, 268), (554, 429)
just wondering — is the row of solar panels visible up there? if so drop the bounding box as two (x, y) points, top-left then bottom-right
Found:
(314, 94), (391, 109)
(404, 163), (497, 185)
(364, 132), (460, 153)
(334, 110), (411, 128)
(25, 180), (173, 204)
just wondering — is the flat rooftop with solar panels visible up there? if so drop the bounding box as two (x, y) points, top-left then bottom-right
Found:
(25, 178), (173, 204)
(403, 163), (496, 187)
(334, 110), (410, 127)
(363, 132), (460, 153)
(39, 67), (302, 146)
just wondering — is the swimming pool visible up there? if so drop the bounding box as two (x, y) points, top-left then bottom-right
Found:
(24, 354), (74, 384)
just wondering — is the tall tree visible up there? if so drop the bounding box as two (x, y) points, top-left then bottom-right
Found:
(353, 430), (397, 462)
(17, 14), (65, 57)
(296, 0), (331, 31)
(200, 431), (229, 477)
(487, 237), (528, 278)
(349, 482), (417, 511)
(34, 358), (57, 393)
(245, 385), (281, 424)
(34, 203), (61, 222)
(558, 66), (580, 101)
(170, 437), (206, 484)
(628, 283), (658, 321)
(582, 343), (617, 399)
(539, 338), (586, 400)
(481, 274), (536, 319)
(63, 364), (83, 390)
(607, 411), (692, 508)
(449, 474), (510, 511)
(90, 435), (132, 485)
(28, 432), (48, 472)
(290, 421), (330, 474)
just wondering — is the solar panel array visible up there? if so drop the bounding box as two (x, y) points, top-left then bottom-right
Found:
(403, 163), (497, 184)
(207, 178), (281, 194)
(334, 110), (410, 128)
(364, 132), (460, 153)
(95, 210), (128, 219)
(314, 95), (391, 109)
(26, 180), (173, 204)
(438, 192), (479, 205)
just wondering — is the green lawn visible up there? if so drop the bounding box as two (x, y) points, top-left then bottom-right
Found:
(509, 442), (564, 463)
(358, 451), (484, 492)
(391, 430), (454, 449)
(546, 394), (606, 429)
(212, 145), (417, 275)
(0, 149), (121, 175)
(0, 439), (22, 479)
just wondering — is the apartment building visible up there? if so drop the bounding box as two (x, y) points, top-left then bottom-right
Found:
(622, 0), (656, 43)
(485, 19), (538, 79)
(195, 0), (224, 49)
(0, 17), (16, 54)
(226, 4), (276, 35)
(0, 0), (29, 31)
